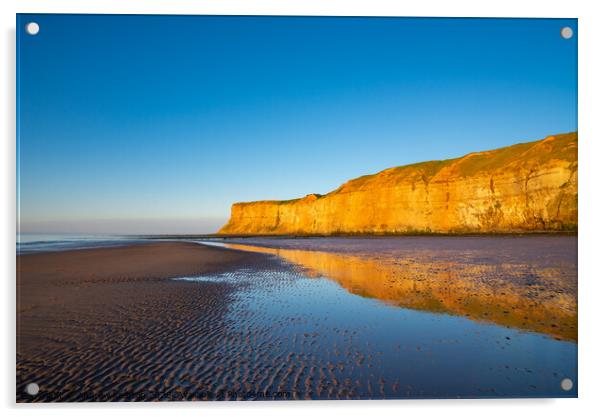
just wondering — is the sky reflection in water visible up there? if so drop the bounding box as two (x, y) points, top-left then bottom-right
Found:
(191, 236), (576, 398)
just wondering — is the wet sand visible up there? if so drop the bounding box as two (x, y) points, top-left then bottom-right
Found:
(17, 242), (269, 402)
(17, 237), (577, 401)
(219, 236), (578, 341)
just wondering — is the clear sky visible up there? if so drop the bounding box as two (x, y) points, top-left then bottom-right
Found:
(17, 15), (577, 234)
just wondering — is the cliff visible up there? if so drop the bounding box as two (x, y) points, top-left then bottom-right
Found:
(218, 132), (577, 235)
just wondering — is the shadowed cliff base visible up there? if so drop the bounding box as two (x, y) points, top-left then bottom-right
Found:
(219, 132), (577, 235)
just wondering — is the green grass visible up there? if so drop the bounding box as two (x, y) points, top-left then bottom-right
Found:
(230, 132), (577, 206)
(331, 132), (577, 194)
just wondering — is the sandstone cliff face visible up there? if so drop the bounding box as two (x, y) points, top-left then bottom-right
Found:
(219, 132), (577, 235)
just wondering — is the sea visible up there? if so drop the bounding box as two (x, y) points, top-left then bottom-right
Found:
(16, 233), (151, 254)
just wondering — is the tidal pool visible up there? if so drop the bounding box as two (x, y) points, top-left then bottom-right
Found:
(191, 235), (577, 398)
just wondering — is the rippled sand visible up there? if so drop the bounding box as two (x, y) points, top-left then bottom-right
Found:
(217, 236), (577, 341)
(17, 237), (577, 401)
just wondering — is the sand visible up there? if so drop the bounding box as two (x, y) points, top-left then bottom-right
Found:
(17, 242), (269, 402)
(16, 238), (577, 401)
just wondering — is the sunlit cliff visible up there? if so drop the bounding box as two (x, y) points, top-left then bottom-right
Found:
(219, 132), (577, 235)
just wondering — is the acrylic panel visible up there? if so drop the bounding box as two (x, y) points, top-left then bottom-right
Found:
(16, 14), (578, 402)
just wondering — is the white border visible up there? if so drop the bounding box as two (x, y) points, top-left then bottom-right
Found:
(3, 1), (601, 416)
(4, 0), (586, 18)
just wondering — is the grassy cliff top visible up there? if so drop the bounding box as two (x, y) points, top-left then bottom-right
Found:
(234, 132), (577, 206)
(333, 131), (577, 194)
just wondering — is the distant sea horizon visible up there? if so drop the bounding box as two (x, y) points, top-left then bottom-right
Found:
(16, 233), (151, 254)
(16, 230), (578, 255)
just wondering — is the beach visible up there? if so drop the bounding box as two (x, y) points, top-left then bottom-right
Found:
(17, 242), (269, 401)
(17, 237), (577, 401)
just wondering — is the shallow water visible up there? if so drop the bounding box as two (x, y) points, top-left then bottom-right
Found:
(16, 234), (149, 254)
(191, 236), (577, 398)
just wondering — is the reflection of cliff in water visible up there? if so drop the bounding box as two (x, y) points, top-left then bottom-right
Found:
(223, 242), (577, 342)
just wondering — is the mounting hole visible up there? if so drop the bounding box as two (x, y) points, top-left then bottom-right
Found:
(560, 378), (573, 391)
(25, 382), (39, 396)
(25, 22), (40, 36)
(560, 27), (573, 39)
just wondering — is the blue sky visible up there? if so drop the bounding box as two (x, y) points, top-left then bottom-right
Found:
(17, 15), (577, 234)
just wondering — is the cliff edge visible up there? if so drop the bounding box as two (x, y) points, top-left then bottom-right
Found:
(218, 132), (577, 235)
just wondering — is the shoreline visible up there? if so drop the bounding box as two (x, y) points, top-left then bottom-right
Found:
(16, 237), (577, 401)
(133, 230), (578, 240)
